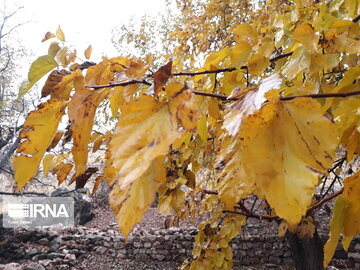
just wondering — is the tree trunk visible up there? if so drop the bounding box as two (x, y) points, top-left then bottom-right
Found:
(288, 229), (324, 270)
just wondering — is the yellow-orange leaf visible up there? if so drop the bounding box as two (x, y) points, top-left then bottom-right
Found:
(13, 99), (67, 190)
(84, 45), (92, 60)
(238, 97), (338, 225)
(153, 61), (172, 98)
(41, 32), (56, 42)
(41, 70), (71, 98)
(51, 162), (74, 185)
(110, 157), (165, 238)
(68, 75), (110, 178)
(293, 24), (318, 52)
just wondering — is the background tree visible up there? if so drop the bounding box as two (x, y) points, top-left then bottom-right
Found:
(0, 3), (30, 172)
(112, 0), (178, 67)
(10, 1), (360, 270)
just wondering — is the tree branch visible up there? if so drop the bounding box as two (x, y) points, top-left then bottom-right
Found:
(85, 79), (151, 90)
(280, 90), (360, 101)
(306, 188), (343, 214)
(223, 209), (279, 221)
(353, 14), (360, 23)
(172, 67), (238, 77)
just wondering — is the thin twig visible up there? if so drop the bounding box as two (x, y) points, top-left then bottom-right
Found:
(0, 191), (47, 196)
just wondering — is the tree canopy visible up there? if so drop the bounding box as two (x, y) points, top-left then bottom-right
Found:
(12, 0), (360, 269)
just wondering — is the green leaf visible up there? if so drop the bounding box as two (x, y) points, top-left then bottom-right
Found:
(48, 41), (61, 57)
(18, 55), (58, 98)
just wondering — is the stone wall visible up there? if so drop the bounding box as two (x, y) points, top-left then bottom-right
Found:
(0, 227), (358, 269)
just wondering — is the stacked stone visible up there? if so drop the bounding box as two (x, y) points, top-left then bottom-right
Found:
(0, 227), (359, 269)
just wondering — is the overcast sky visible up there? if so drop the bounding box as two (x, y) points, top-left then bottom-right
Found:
(7, 0), (167, 62)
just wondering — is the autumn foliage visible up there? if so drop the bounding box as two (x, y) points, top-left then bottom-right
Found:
(12, 0), (360, 269)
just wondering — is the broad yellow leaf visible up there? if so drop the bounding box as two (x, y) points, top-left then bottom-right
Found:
(56, 26), (65, 41)
(233, 23), (256, 43)
(110, 157), (165, 238)
(203, 48), (230, 69)
(238, 97), (338, 225)
(106, 95), (179, 188)
(18, 55), (58, 98)
(282, 46), (310, 80)
(13, 99), (67, 190)
(230, 41), (251, 68)
(247, 54), (269, 76)
(223, 74), (282, 136)
(68, 74), (110, 178)
(293, 24), (318, 52)
(84, 45), (92, 60)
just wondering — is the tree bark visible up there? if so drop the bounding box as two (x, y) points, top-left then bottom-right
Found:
(288, 229), (324, 270)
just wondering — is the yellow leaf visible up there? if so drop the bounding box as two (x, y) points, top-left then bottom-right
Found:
(197, 115), (208, 142)
(110, 157), (165, 238)
(208, 98), (221, 120)
(169, 89), (200, 130)
(51, 162), (73, 185)
(13, 99), (67, 190)
(18, 55), (58, 98)
(106, 95), (179, 188)
(230, 41), (251, 68)
(342, 171), (360, 237)
(282, 46), (310, 80)
(238, 97), (338, 225)
(223, 74), (282, 136)
(56, 25), (65, 41)
(214, 252), (225, 268)
(41, 31), (56, 42)
(84, 45), (92, 60)
(42, 154), (55, 177)
(233, 23), (256, 43)
(203, 48), (230, 69)
(323, 196), (346, 267)
(68, 74), (110, 178)
(293, 23), (318, 52)
(41, 70), (71, 98)
(247, 54), (269, 76)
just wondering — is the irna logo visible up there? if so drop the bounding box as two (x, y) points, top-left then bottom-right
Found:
(8, 203), (69, 218)
(2, 196), (74, 228)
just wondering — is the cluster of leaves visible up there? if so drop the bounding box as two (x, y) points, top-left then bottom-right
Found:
(13, 0), (360, 268)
